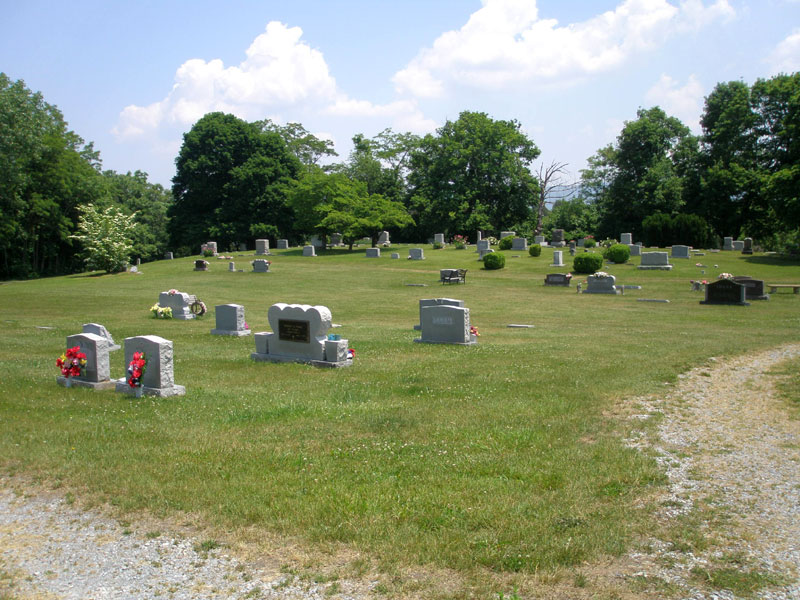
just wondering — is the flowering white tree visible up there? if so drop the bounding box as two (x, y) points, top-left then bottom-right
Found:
(71, 204), (137, 273)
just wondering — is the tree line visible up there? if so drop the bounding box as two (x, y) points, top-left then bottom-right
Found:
(1, 71), (797, 279)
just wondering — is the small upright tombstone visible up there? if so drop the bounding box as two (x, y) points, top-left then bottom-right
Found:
(303, 245), (317, 257)
(158, 290), (195, 319)
(742, 237), (754, 255)
(415, 303), (477, 345)
(378, 231), (390, 246)
(409, 248), (425, 260)
(732, 240), (744, 251)
(534, 235), (546, 246)
(638, 252), (673, 270)
(583, 273), (620, 295)
(310, 235), (324, 248)
(500, 231), (515, 240)
(194, 259), (209, 271)
(277, 239), (289, 250)
(165, 251), (174, 260)
(82, 322), (120, 351)
(544, 273), (571, 287)
(229, 261), (236, 272)
(577, 238), (585, 247)
(620, 233), (632, 245)
(252, 259), (270, 272)
(551, 251), (565, 267)
(701, 279), (749, 306)
(255, 239), (270, 255)
(56, 332), (115, 390)
(511, 237), (528, 251)
(366, 248), (381, 258)
(723, 237), (734, 251)
(211, 304), (251, 336)
(239, 243), (247, 252)
(434, 233), (446, 245)
(115, 335), (186, 397)
(671, 245), (691, 259)
(251, 303), (351, 367)
(629, 244), (641, 257)
(476, 239), (490, 254)
(551, 229), (565, 247)
(415, 298), (464, 330)
(391, 253), (400, 259)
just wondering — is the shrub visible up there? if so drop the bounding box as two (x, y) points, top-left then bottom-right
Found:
(452, 234), (468, 249)
(573, 252), (603, 274)
(498, 236), (514, 250)
(202, 249), (215, 257)
(529, 244), (541, 257)
(432, 242), (444, 249)
(583, 238), (596, 248)
(483, 252), (506, 270)
(603, 243), (630, 264)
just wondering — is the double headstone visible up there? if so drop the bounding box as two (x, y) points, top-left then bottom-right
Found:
(115, 335), (186, 396)
(158, 290), (195, 319)
(732, 240), (744, 251)
(544, 273), (571, 287)
(415, 302), (476, 345)
(211, 304), (250, 336)
(415, 298), (464, 330)
(253, 259), (270, 272)
(551, 251), (565, 267)
(620, 233), (632, 245)
(409, 248), (425, 260)
(277, 239), (289, 250)
(255, 239), (270, 255)
(671, 245), (691, 259)
(551, 229), (565, 247)
(56, 332), (115, 390)
(303, 245), (317, 257)
(638, 252), (673, 270)
(700, 279), (749, 306)
(366, 248), (381, 258)
(583, 273), (620, 295)
(251, 303), (351, 367)
(511, 237), (528, 251)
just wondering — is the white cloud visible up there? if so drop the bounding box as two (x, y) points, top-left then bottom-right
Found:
(113, 22), (338, 138)
(325, 98), (438, 134)
(393, 0), (735, 97)
(767, 28), (800, 75)
(645, 73), (705, 131)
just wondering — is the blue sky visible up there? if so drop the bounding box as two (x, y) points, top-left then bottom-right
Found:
(2, 0), (798, 188)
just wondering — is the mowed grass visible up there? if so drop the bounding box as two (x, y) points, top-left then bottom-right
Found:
(1, 245), (799, 581)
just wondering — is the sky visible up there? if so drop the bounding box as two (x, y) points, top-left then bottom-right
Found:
(2, 0), (799, 189)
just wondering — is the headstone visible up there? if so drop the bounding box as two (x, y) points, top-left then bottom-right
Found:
(56, 332), (114, 390)
(434, 233), (445, 245)
(551, 251), (565, 267)
(415, 304), (476, 345)
(391, 253), (400, 259)
(544, 273), (571, 287)
(534, 235), (546, 246)
(478, 248), (494, 261)
(583, 273), (620, 295)
(303, 245), (317, 257)
(239, 243), (247, 252)
(569, 246), (576, 256)
(701, 279), (749, 306)
(255, 239), (270, 255)
(330, 233), (343, 246)
(194, 259), (209, 271)
(409, 248), (425, 260)
(365, 247), (381, 258)
(742, 237), (753, 255)
(620, 233), (632, 245)
(671, 245), (691, 259)
(253, 259), (270, 272)
(201, 241), (217, 255)
(277, 239), (289, 250)
(115, 335), (186, 396)
(500, 231), (515, 240)
(310, 235), (324, 248)
(723, 237), (734, 251)
(732, 276), (769, 300)
(136, 258), (141, 266)
(476, 239), (490, 254)
(511, 237), (528, 251)
(211, 303), (251, 336)
(378, 231), (390, 245)
(415, 297), (464, 330)
(82, 322), (120, 351)
(165, 252), (174, 260)
(476, 231), (482, 242)
(158, 290), (195, 320)
(251, 303), (351, 367)
(577, 238), (585, 247)
(629, 244), (641, 257)
(732, 240), (744, 251)
(551, 229), (565, 247)
(638, 252), (673, 270)
(229, 261), (236, 272)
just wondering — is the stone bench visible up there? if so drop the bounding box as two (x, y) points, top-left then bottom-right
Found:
(767, 284), (800, 294)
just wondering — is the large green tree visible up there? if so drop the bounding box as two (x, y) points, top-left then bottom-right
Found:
(169, 112), (300, 253)
(407, 111), (540, 238)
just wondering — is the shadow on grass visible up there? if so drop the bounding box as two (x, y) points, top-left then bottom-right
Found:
(741, 255), (800, 268)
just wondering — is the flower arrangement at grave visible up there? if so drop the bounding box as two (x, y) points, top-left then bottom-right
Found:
(486, 236), (498, 246)
(347, 348), (355, 360)
(592, 271), (611, 278)
(168, 289), (179, 295)
(718, 272), (734, 280)
(470, 325), (480, 337)
(56, 346), (87, 378)
(190, 300), (207, 316)
(452, 234), (468, 249)
(565, 273), (573, 280)
(150, 303), (173, 319)
(126, 351), (147, 388)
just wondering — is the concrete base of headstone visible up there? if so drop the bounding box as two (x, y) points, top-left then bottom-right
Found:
(56, 376), (115, 390)
(211, 328), (251, 336)
(114, 380), (186, 397)
(250, 333), (352, 368)
(637, 265), (673, 270)
(413, 337), (477, 346)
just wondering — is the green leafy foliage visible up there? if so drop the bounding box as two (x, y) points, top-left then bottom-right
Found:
(541, 197), (599, 242)
(482, 252), (506, 269)
(573, 252), (603, 274)
(641, 212), (715, 248)
(603, 243), (631, 264)
(498, 235), (514, 250)
(70, 203), (137, 273)
(583, 238), (597, 248)
(529, 244), (541, 257)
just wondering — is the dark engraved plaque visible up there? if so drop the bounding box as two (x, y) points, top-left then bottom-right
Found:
(278, 319), (310, 343)
(701, 279), (749, 305)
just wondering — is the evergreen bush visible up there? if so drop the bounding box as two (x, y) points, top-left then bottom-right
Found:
(483, 252), (506, 270)
(498, 236), (514, 250)
(603, 243), (631, 264)
(529, 244), (541, 257)
(583, 238), (597, 248)
(573, 252), (603, 274)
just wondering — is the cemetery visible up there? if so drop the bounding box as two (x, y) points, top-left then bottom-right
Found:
(2, 240), (800, 598)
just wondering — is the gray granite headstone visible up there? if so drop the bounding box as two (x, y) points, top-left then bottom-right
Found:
(165, 252), (174, 260)
(409, 248), (425, 260)
(253, 259), (270, 272)
(415, 298), (464, 330)
(723, 237), (734, 251)
(255, 239), (270, 255)
(551, 250), (564, 267)
(732, 240), (744, 251)
(638, 252), (673, 270)
(82, 322), (120, 351)
(277, 239), (289, 250)
(671, 245), (691, 259)
(742, 237), (753, 255)
(56, 332), (114, 390)
(500, 231), (515, 240)
(115, 335), (186, 396)
(629, 244), (641, 257)
(620, 233), (632, 245)
(211, 304), (250, 336)
(583, 274), (619, 295)
(366, 248), (380, 258)
(511, 237), (528, 251)
(434, 233), (445, 245)
(416, 304), (475, 345)
(303, 245), (317, 257)
(378, 231), (390, 245)
(158, 291), (195, 319)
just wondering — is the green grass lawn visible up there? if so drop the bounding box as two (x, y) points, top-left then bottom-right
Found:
(1, 244), (799, 596)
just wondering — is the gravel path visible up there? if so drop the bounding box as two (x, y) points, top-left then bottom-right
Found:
(2, 345), (799, 599)
(624, 343), (800, 599)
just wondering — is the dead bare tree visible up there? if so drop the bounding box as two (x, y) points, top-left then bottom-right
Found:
(533, 160), (577, 235)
